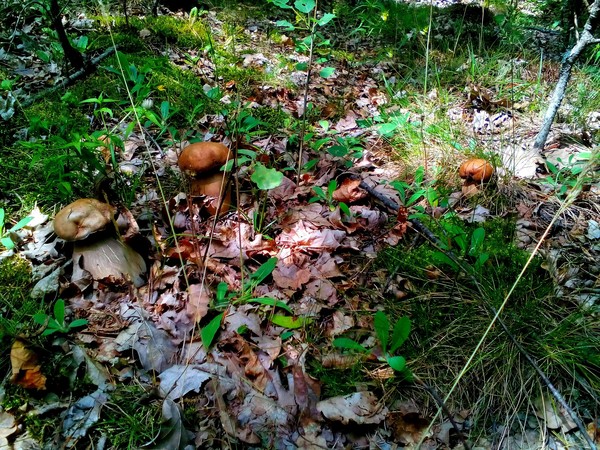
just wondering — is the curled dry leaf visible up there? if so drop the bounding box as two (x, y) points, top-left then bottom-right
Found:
(317, 391), (388, 425)
(332, 178), (367, 203)
(219, 335), (270, 392)
(185, 284), (211, 322)
(321, 353), (358, 369)
(10, 338), (46, 390)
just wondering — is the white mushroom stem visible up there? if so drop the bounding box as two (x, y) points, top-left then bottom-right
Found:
(73, 237), (146, 287)
(190, 172), (231, 216)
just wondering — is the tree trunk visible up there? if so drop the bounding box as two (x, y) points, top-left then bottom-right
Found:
(533, 0), (600, 151)
(49, 0), (85, 71)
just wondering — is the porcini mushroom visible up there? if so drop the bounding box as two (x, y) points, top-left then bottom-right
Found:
(459, 158), (494, 183)
(53, 199), (146, 287)
(178, 141), (232, 216)
(459, 158), (494, 197)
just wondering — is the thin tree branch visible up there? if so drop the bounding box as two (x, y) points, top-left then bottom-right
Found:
(534, 0), (600, 150)
(20, 47), (117, 109)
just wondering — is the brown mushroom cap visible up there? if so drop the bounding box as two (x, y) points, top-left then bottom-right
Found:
(178, 142), (231, 177)
(459, 158), (494, 183)
(53, 199), (115, 241)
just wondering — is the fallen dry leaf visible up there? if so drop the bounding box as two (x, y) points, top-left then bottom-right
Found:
(388, 401), (431, 445)
(218, 335), (270, 391)
(276, 220), (346, 251)
(317, 391), (388, 425)
(327, 310), (355, 337)
(0, 410), (18, 447)
(185, 284), (211, 322)
(273, 260), (312, 290)
(321, 353), (359, 369)
(332, 178), (367, 203)
(158, 364), (214, 401)
(10, 338), (46, 390)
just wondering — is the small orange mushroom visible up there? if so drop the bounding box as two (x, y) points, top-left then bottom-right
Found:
(459, 158), (494, 183)
(178, 142), (232, 216)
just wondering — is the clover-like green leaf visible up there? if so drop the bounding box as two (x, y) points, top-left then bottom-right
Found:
(294, 0), (315, 13)
(251, 163), (284, 190)
(317, 13), (336, 26)
(386, 355), (406, 372)
(319, 67), (335, 78)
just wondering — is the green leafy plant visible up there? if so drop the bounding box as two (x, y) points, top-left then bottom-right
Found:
(308, 179), (352, 218)
(429, 223), (489, 272)
(105, 53), (152, 105)
(333, 310), (411, 373)
(270, 0), (336, 77)
(302, 121), (365, 171)
(541, 153), (596, 198)
(33, 299), (88, 336)
(221, 139), (284, 233)
(309, 179), (337, 209)
(0, 209), (33, 250)
(201, 258), (310, 348)
(391, 166), (441, 209)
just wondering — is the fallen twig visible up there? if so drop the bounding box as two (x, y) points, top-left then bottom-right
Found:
(358, 180), (445, 246)
(21, 47), (118, 109)
(414, 375), (472, 450)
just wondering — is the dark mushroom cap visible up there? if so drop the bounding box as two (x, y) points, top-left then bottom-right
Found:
(53, 199), (115, 241)
(178, 142), (231, 177)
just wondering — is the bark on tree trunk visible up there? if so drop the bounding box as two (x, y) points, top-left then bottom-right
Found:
(49, 0), (85, 71)
(533, 0), (600, 151)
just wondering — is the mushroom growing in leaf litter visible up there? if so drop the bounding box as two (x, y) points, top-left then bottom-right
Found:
(178, 141), (232, 216)
(459, 158), (494, 183)
(53, 199), (146, 287)
(459, 158), (494, 197)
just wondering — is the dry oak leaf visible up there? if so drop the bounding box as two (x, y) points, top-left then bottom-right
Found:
(219, 335), (270, 392)
(317, 391), (388, 425)
(332, 178), (367, 203)
(310, 252), (343, 279)
(10, 338), (47, 390)
(272, 261), (311, 290)
(276, 220), (346, 251)
(185, 284), (211, 322)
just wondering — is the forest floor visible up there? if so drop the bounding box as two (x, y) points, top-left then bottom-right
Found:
(0, 0), (599, 449)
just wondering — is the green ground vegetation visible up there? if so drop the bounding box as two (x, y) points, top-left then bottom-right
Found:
(1, 0), (599, 445)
